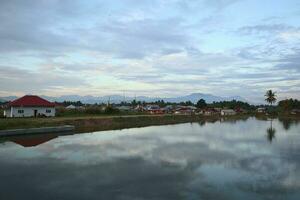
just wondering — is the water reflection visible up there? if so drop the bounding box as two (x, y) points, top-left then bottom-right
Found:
(0, 131), (74, 147)
(0, 118), (299, 200)
(266, 119), (276, 143)
(278, 118), (300, 131)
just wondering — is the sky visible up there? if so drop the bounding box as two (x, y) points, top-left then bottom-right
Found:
(0, 0), (300, 102)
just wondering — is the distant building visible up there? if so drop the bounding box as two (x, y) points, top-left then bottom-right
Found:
(66, 105), (76, 109)
(162, 105), (174, 113)
(221, 109), (236, 116)
(213, 107), (222, 112)
(291, 109), (300, 115)
(146, 105), (163, 114)
(134, 105), (146, 112)
(235, 107), (246, 113)
(202, 108), (218, 116)
(3, 95), (56, 117)
(174, 106), (197, 115)
(116, 106), (132, 112)
(257, 107), (267, 113)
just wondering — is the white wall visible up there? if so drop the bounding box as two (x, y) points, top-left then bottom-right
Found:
(3, 109), (10, 117)
(221, 110), (236, 116)
(5, 107), (55, 117)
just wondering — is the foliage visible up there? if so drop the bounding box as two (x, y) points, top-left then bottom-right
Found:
(266, 127), (276, 142)
(179, 101), (194, 106)
(0, 108), (3, 118)
(265, 90), (277, 105)
(278, 98), (300, 112)
(210, 100), (255, 110)
(196, 99), (207, 109)
(104, 106), (119, 114)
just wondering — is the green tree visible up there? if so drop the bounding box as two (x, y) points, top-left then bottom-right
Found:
(196, 99), (207, 109)
(264, 90), (277, 106)
(131, 99), (137, 106)
(278, 98), (300, 112)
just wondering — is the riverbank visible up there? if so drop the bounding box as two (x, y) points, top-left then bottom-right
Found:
(0, 114), (249, 133)
(1, 114), (299, 133)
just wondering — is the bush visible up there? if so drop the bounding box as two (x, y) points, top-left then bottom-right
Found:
(104, 106), (119, 114)
(0, 109), (4, 118)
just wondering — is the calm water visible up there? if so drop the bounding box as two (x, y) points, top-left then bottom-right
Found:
(0, 117), (300, 200)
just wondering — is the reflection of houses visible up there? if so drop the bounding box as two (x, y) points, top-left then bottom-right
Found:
(10, 135), (57, 147)
(257, 107), (267, 113)
(221, 109), (236, 116)
(3, 95), (56, 118)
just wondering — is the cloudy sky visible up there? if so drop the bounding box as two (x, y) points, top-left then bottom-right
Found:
(0, 0), (299, 102)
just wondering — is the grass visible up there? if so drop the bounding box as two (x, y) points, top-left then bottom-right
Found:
(0, 114), (244, 132)
(1, 113), (298, 133)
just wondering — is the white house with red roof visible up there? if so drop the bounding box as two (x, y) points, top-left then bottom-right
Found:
(3, 95), (56, 117)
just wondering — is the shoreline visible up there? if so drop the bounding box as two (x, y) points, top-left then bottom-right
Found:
(0, 114), (299, 133)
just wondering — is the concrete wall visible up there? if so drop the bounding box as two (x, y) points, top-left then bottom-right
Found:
(4, 107), (55, 117)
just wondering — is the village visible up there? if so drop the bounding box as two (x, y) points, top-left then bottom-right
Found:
(1, 95), (300, 119)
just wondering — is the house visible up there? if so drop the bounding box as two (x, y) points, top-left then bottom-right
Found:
(162, 105), (174, 113)
(174, 106), (197, 115)
(235, 107), (246, 114)
(134, 105), (146, 112)
(202, 108), (218, 116)
(116, 105), (132, 112)
(146, 105), (163, 114)
(257, 107), (267, 113)
(66, 104), (76, 109)
(3, 95), (56, 117)
(213, 107), (222, 113)
(291, 109), (300, 115)
(221, 109), (236, 116)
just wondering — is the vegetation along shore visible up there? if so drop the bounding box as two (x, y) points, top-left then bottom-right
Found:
(1, 90), (299, 132)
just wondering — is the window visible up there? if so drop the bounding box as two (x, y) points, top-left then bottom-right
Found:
(18, 110), (24, 114)
(46, 109), (51, 113)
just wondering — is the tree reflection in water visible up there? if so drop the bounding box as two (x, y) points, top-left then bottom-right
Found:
(278, 118), (300, 131)
(266, 119), (276, 143)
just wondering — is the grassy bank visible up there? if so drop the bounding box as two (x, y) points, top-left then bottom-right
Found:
(0, 114), (248, 132)
(1, 114), (298, 133)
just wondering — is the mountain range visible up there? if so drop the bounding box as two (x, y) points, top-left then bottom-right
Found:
(0, 93), (248, 104)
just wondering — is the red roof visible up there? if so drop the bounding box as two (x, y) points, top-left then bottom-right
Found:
(8, 95), (55, 107)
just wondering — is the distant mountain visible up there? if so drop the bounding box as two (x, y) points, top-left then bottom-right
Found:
(163, 93), (247, 103)
(1, 93), (248, 104)
(0, 96), (18, 102)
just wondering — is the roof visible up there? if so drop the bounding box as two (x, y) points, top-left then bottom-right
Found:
(221, 109), (236, 112)
(7, 95), (55, 107)
(66, 105), (76, 109)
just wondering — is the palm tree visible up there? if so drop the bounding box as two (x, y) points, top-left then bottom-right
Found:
(265, 90), (277, 106)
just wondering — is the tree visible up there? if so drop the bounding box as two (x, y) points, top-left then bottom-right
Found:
(278, 98), (300, 112)
(265, 90), (277, 106)
(196, 99), (207, 109)
(131, 99), (137, 106)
